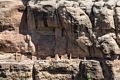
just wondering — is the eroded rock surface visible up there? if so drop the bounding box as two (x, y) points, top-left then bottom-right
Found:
(34, 60), (80, 80)
(0, 60), (33, 80)
(1, 0), (120, 80)
(0, 0), (25, 32)
(79, 60), (104, 80)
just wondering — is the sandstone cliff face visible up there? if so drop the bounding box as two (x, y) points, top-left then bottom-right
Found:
(0, 60), (33, 80)
(0, 0), (120, 80)
(0, 0), (24, 32)
(34, 60), (80, 80)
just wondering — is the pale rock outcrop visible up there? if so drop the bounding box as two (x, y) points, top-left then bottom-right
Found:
(0, 0), (25, 32)
(25, 35), (36, 56)
(76, 32), (92, 55)
(0, 31), (27, 53)
(93, 0), (117, 36)
(107, 60), (120, 80)
(78, 0), (93, 15)
(98, 33), (120, 59)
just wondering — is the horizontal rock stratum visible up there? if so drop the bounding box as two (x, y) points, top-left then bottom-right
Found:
(0, 0), (120, 80)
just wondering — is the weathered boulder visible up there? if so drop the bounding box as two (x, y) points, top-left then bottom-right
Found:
(98, 33), (120, 59)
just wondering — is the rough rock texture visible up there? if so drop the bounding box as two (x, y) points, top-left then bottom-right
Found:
(1, 0), (120, 80)
(0, 31), (27, 53)
(26, 0), (120, 59)
(0, 60), (33, 80)
(0, 0), (25, 32)
(79, 60), (104, 80)
(1, 0), (120, 59)
(34, 60), (80, 80)
(27, 0), (95, 58)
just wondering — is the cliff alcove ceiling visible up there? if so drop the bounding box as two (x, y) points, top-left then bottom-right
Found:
(0, 0), (120, 80)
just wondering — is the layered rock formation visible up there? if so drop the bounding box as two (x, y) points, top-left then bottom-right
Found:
(0, 0), (120, 80)
(0, 60), (33, 80)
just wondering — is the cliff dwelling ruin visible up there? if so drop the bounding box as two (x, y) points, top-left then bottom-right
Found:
(0, 0), (120, 80)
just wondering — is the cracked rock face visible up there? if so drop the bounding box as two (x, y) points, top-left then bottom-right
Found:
(1, 0), (120, 80)
(116, 0), (120, 31)
(1, 0), (120, 59)
(93, 0), (117, 36)
(27, 0), (94, 58)
(34, 60), (80, 80)
(79, 60), (104, 80)
(0, 60), (33, 80)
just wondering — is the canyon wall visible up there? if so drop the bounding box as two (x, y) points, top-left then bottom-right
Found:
(0, 0), (120, 80)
